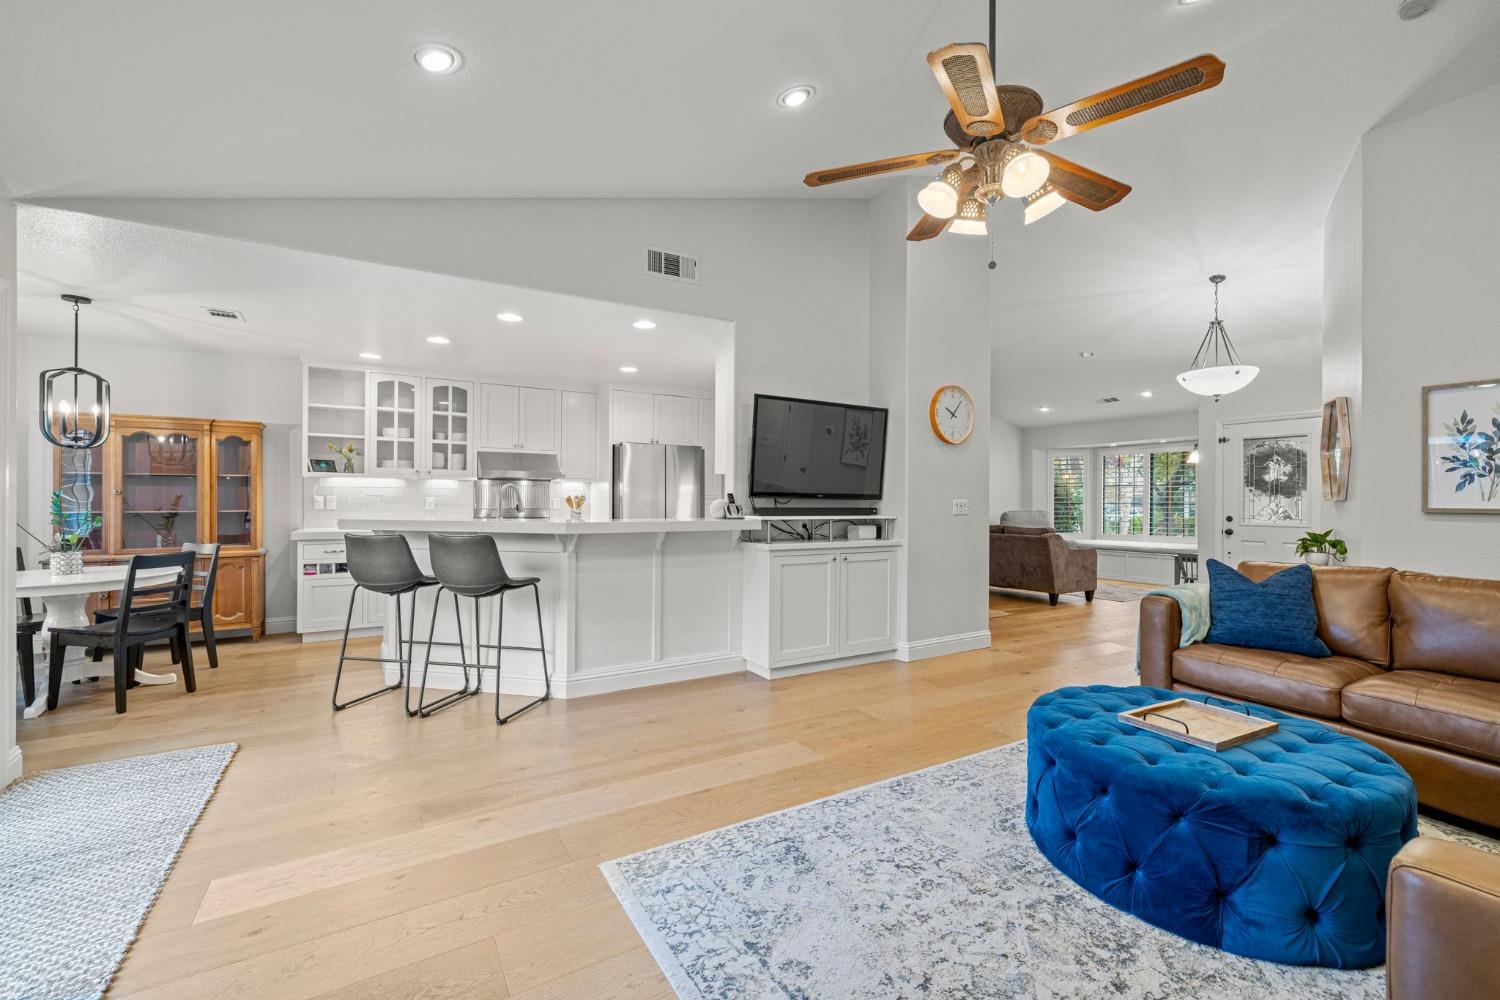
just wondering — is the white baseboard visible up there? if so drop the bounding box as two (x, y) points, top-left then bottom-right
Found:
(264, 616), (296, 636)
(301, 626), (381, 644)
(5, 745), (22, 787)
(896, 630), (992, 662)
(745, 648), (897, 681)
(388, 652), (746, 700)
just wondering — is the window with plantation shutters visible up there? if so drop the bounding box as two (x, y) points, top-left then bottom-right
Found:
(1100, 452), (1147, 536)
(1149, 451), (1197, 538)
(1050, 453), (1085, 534)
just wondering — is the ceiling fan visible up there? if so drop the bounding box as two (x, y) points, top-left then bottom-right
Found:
(802, 0), (1225, 241)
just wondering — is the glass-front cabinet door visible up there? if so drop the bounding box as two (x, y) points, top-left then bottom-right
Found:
(369, 373), (421, 475)
(115, 421), (208, 553)
(53, 444), (106, 556)
(213, 425), (261, 549)
(425, 378), (474, 477)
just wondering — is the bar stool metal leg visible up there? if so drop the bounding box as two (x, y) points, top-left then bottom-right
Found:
(331, 585), (406, 711)
(417, 588), (480, 717)
(496, 583), (552, 726)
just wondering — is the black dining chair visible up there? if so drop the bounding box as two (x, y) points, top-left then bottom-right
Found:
(47, 550), (197, 714)
(15, 547), (46, 708)
(93, 542), (221, 668)
(1174, 553), (1200, 585)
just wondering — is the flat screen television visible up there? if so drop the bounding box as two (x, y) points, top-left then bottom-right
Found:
(749, 393), (888, 501)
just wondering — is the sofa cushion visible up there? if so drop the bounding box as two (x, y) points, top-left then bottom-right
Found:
(1205, 560), (1331, 658)
(1391, 572), (1500, 682)
(999, 509), (1052, 529)
(1240, 563), (1394, 665)
(1173, 643), (1383, 718)
(1342, 671), (1500, 764)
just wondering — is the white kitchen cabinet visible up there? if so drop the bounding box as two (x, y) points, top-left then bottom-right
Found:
(559, 390), (598, 480)
(300, 576), (359, 633)
(480, 383), (557, 452)
(653, 393), (696, 445)
(424, 377), (474, 477)
(743, 543), (899, 674)
(368, 372), (422, 475)
(611, 389), (656, 443)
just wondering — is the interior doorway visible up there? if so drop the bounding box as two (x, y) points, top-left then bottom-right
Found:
(1216, 414), (1322, 566)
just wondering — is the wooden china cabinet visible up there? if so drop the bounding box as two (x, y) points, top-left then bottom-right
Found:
(52, 414), (267, 640)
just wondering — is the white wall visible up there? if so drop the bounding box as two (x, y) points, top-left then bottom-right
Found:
(1321, 149), (1363, 551)
(16, 338), (303, 629)
(1319, 80), (1500, 576)
(1, 177), (20, 783)
(989, 415), (1022, 520)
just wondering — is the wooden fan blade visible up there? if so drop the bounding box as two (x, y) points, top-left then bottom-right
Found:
(1020, 54), (1225, 145)
(927, 43), (1005, 138)
(1037, 152), (1131, 211)
(803, 149), (962, 188)
(907, 214), (952, 241)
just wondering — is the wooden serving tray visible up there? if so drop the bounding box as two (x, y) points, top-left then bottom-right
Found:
(1118, 698), (1278, 751)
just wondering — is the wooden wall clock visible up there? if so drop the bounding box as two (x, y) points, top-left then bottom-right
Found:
(930, 384), (975, 444)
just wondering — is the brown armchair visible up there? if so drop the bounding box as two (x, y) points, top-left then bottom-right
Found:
(1388, 838), (1500, 1000)
(988, 525), (1097, 606)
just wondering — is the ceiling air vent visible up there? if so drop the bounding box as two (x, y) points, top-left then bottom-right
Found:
(1096, 396), (1121, 405)
(645, 246), (699, 284)
(204, 307), (246, 322)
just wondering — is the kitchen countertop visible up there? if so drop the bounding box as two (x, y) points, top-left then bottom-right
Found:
(291, 529), (347, 542)
(333, 516), (765, 535)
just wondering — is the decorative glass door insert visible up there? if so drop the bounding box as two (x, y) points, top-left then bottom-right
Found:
(120, 428), (202, 550)
(1242, 435), (1309, 526)
(56, 445), (105, 552)
(215, 433), (257, 547)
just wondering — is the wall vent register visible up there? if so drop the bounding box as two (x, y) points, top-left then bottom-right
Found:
(203, 307), (246, 321)
(645, 246), (699, 283)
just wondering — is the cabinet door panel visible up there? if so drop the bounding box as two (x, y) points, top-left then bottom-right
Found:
(654, 394), (696, 445)
(302, 578), (358, 632)
(480, 383), (520, 449)
(368, 373), (422, 475)
(518, 387), (557, 452)
(426, 378), (475, 475)
(361, 588), (389, 628)
(838, 550), (897, 654)
(770, 554), (838, 665)
(612, 390), (656, 444)
(560, 391), (598, 480)
(211, 556), (252, 629)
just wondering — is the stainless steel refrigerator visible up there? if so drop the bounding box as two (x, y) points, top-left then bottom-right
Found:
(612, 443), (705, 520)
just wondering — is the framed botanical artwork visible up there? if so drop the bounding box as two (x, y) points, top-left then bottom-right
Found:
(1422, 378), (1500, 514)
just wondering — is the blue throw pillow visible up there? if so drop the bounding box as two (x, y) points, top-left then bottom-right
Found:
(1204, 559), (1331, 658)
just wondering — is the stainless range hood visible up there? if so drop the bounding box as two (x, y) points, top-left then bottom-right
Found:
(474, 451), (562, 519)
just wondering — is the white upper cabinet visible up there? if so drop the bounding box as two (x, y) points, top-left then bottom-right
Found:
(654, 394), (696, 445)
(425, 378), (474, 477)
(559, 390), (598, 480)
(480, 383), (557, 452)
(611, 390), (656, 444)
(368, 372), (422, 475)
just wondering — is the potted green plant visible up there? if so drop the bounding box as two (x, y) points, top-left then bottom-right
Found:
(1294, 528), (1348, 566)
(49, 490), (102, 577)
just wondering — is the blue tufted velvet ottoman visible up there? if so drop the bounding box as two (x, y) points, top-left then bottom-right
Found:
(1026, 685), (1418, 968)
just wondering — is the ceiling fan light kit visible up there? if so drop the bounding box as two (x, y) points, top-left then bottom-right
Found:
(950, 196), (989, 236)
(1176, 275), (1259, 400)
(800, 0), (1224, 243)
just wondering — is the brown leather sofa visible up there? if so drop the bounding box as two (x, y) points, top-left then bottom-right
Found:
(989, 525), (1097, 606)
(1387, 838), (1500, 1000)
(1140, 562), (1500, 829)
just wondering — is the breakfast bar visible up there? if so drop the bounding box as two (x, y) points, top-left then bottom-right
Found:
(338, 517), (764, 698)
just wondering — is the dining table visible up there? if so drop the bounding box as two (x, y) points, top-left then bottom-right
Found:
(16, 563), (183, 719)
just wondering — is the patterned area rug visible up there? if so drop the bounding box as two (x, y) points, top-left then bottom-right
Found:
(603, 741), (1497, 999)
(0, 744), (235, 1000)
(1090, 584), (1148, 602)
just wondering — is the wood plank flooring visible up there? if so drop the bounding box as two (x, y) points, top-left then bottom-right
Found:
(17, 586), (1141, 999)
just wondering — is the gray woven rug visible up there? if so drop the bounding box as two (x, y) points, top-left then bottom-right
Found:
(1090, 584), (1148, 602)
(603, 741), (1497, 999)
(0, 743), (235, 1000)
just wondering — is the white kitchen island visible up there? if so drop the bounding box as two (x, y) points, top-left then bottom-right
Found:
(336, 517), (765, 699)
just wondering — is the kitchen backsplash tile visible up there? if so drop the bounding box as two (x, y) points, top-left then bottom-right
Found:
(301, 477), (601, 528)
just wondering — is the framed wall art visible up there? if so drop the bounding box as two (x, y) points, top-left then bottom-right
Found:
(1422, 378), (1500, 514)
(1321, 397), (1351, 502)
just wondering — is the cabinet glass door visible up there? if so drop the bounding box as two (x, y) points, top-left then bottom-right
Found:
(427, 380), (473, 475)
(371, 374), (419, 473)
(215, 432), (258, 547)
(119, 427), (203, 551)
(54, 445), (106, 554)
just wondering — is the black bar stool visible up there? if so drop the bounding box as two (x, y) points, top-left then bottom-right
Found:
(332, 533), (440, 715)
(418, 532), (552, 724)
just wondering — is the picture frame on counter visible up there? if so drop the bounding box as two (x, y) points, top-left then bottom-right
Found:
(308, 458), (339, 473)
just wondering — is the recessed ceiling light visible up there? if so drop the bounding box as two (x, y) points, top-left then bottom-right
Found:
(496, 312), (523, 323)
(1038, 406), (1052, 413)
(777, 85), (816, 108)
(426, 335), (450, 345)
(413, 44), (463, 75)
(358, 352), (382, 360)
(1139, 390), (1154, 398)
(632, 319), (657, 330)
(619, 366), (639, 374)
(1079, 351), (1095, 359)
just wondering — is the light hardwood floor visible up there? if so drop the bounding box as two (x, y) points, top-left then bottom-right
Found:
(18, 587), (1140, 999)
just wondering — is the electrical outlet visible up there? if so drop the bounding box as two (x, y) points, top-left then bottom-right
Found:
(952, 499), (969, 515)
(326, 495), (337, 511)
(312, 495), (325, 510)
(425, 497), (436, 511)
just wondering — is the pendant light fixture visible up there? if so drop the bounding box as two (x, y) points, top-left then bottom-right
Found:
(40, 294), (112, 449)
(1176, 274), (1258, 400)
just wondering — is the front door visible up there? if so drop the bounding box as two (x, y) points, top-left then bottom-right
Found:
(1218, 416), (1322, 566)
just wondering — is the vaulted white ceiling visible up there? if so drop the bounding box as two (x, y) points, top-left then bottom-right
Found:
(3, 0), (1495, 427)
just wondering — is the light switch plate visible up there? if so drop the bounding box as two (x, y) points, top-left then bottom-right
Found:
(425, 497), (436, 511)
(952, 499), (969, 515)
(313, 495), (325, 510)
(326, 495), (337, 510)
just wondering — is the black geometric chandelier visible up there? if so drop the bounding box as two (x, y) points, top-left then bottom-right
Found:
(39, 294), (112, 449)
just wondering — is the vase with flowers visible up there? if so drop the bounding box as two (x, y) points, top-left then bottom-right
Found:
(328, 440), (360, 474)
(48, 490), (101, 576)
